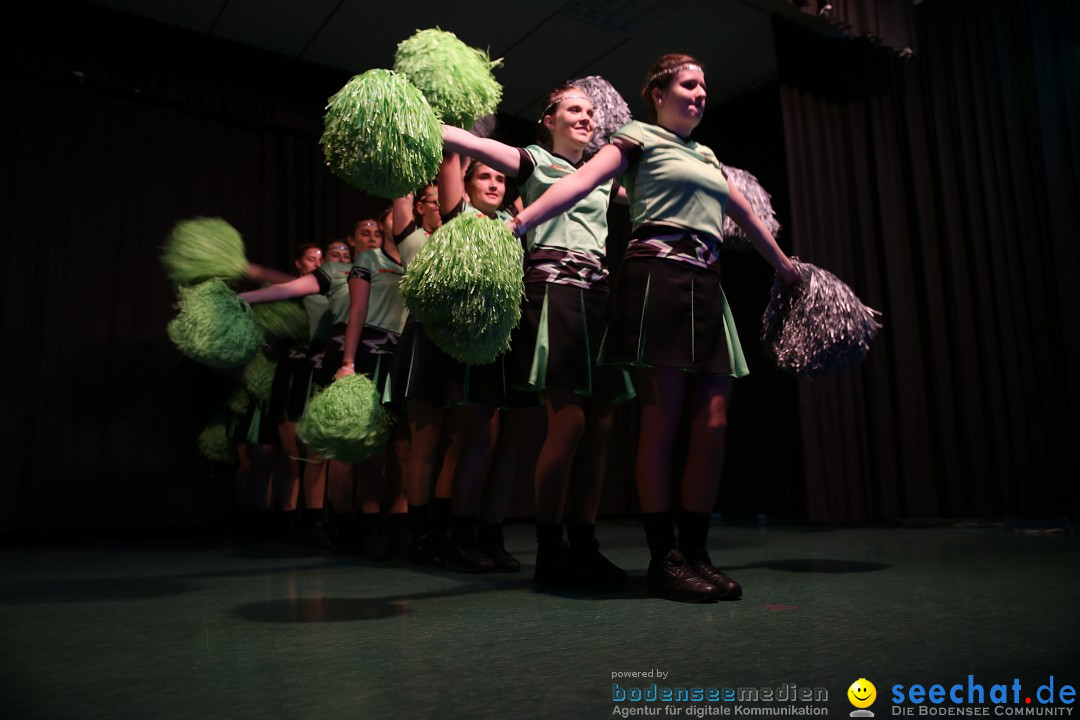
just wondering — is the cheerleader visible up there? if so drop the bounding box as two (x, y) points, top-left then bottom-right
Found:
(332, 224), (410, 561)
(239, 240), (355, 550)
(388, 157), (515, 572)
(264, 243), (323, 539)
(509, 55), (801, 603)
(441, 84), (634, 585)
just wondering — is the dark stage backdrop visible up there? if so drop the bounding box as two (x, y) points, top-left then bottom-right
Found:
(0, 1), (810, 533)
(2, 0), (1075, 533)
(775, 0), (1080, 521)
(0, 2), (382, 532)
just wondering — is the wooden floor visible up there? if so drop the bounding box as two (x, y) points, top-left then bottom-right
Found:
(2, 521), (1077, 719)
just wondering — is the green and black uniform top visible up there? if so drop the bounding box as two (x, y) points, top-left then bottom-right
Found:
(303, 293), (332, 343)
(346, 248), (407, 337)
(515, 144), (612, 291)
(310, 261), (353, 334)
(394, 222), (431, 271)
(609, 120), (730, 274)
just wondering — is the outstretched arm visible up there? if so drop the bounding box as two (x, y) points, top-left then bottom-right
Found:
(511, 143), (628, 235)
(238, 274), (320, 304)
(442, 125), (522, 177)
(726, 184), (799, 285)
(246, 263), (295, 286)
(334, 276), (370, 380)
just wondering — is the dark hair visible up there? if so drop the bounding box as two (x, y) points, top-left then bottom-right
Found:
(464, 160), (516, 213)
(353, 218), (379, 232)
(294, 243), (320, 262)
(324, 239), (350, 256)
(536, 85), (585, 148)
(413, 183), (437, 221)
(641, 53), (703, 122)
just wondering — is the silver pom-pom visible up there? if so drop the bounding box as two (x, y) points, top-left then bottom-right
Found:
(762, 259), (882, 378)
(469, 113), (497, 139)
(720, 163), (782, 250)
(566, 75), (632, 159)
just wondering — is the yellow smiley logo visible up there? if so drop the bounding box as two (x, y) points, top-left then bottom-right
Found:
(848, 679), (877, 708)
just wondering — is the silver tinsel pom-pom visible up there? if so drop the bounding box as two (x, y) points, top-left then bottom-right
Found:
(566, 75), (632, 159)
(762, 259), (882, 378)
(469, 114), (497, 139)
(720, 163), (782, 250)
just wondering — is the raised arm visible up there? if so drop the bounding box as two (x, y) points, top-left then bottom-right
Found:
(442, 125), (522, 177)
(238, 273), (320, 304)
(437, 151), (469, 219)
(725, 184), (800, 285)
(511, 143), (628, 235)
(392, 194), (415, 236)
(334, 276), (370, 380)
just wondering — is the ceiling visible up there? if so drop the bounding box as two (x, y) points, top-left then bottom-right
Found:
(86, 0), (832, 121)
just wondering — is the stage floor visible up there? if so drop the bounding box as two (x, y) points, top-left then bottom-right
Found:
(2, 522), (1077, 719)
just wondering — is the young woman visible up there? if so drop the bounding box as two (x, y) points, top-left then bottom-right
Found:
(331, 225), (410, 561)
(509, 55), (801, 603)
(239, 240), (359, 551)
(265, 243), (324, 539)
(441, 85), (634, 586)
(388, 156), (516, 573)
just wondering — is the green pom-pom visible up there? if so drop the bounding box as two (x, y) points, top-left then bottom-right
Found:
(399, 214), (523, 364)
(167, 279), (263, 368)
(198, 415), (236, 463)
(321, 69), (442, 199)
(252, 300), (309, 342)
(297, 374), (389, 462)
(242, 353), (277, 403)
(394, 28), (503, 129)
(226, 384), (251, 415)
(161, 217), (249, 286)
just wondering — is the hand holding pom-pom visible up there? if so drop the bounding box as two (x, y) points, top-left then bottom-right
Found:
(762, 259), (881, 378)
(298, 373), (388, 462)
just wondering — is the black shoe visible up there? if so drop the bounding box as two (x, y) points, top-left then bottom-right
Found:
(308, 520), (337, 553)
(684, 550), (742, 600)
(566, 539), (627, 585)
(646, 549), (718, 603)
(390, 529), (413, 557)
(445, 539), (496, 573)
(408, 536), (445, 566)
(481, 542), (521, 573)
(362, 532), (391, 561)
(533, 541), (570, 585)
(281, 517), (306, 545)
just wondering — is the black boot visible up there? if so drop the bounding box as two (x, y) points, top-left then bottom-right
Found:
(567, 523), (627, 585)
(406, 504), (443, 565)
(678, 510), (741, 600)
(646, 548), (718, 603)
(305, 508), (335, 552)
(479, 522), (520, 573)
(683, 548), (742, 601)
(445, 515), (495, 573)
(361, 512), (390, 561)
(533, 523), (568, 584)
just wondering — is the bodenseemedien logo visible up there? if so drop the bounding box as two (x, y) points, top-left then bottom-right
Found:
(849, 679), (878, 717)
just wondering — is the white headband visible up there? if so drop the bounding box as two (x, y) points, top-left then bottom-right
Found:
(646, 63), (704, 84)
(538, 94), (591, 123)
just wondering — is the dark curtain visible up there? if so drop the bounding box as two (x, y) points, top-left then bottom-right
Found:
(776, 0), (1080, 521)
(0, 2), (381, 532)
(787, 0), (915, 52)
